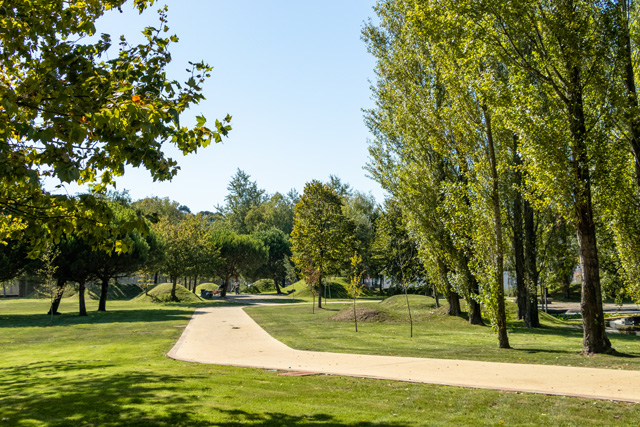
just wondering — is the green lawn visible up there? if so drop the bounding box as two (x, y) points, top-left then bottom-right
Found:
(245, 295), (640, 370)
(1, 297), (639, 426)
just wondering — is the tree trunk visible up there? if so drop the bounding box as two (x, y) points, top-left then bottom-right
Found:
(564, 55), (611, 354)
(468, 274), (484, 326)
(513, 134), (528, 322)
(98, 276), (109, 312)
(192, 276), (198, 294)
(318, 273), (323, 309)
(438, 258), (461, 316)
(220, 277), (228, 298)
(524, 199), (540, 328)
(353, 297), (358, 332)
(154, 272), (158, 285)
(274, 276), (283, 294)
(577, 217), (611, 354)
(447, 286), (462, 317)
(483, 105), (510, 349)
(404, 283), (413, 338)
(171, 276), (178, 301)
(433, 283), (440, 307)
(48, 277), (65, 315)
(78, 279), (87, 316)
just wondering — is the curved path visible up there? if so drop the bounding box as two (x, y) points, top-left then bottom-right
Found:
(168, 298), (640, 403)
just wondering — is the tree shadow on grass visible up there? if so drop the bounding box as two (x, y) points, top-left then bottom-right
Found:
(211, 408), (410, 426)
(512, 347), (639, 360)
(0, 309), (194, 328)
(0, 361), (199, 427)
(511, 323), (640, 345)
(507, 325), (640, 359)
(0, 362), (412, 427)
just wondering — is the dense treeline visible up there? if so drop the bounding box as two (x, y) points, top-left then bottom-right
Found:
(1, 170), (384, 315)
(363, 0), (640, 354)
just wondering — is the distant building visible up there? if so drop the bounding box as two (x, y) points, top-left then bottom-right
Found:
(573, 265), (583, 283)
(364, 276), (392, 290)
(503, 271), (516, 293)
(1, 277), (38, 297)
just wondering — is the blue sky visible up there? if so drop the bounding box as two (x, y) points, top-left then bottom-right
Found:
(90, 0), (384, 212)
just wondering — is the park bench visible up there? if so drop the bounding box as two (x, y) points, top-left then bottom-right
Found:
(200, 289), (222, 299)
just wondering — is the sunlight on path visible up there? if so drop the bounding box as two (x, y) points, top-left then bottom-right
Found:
(168, 304), (640, 403)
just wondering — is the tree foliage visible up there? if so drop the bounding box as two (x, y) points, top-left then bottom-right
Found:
(209, 228), (267, 297)
(363, 0), (640, 353)
(291, 180), (355, 308)
(0, 0), (231, 251)
(219, 169), (266, 234)
(253, 228), (291, 294)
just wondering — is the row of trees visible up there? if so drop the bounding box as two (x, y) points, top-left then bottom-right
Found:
(136, 190), (293, 299)
(362, 0), (640, 354)
(0, 181), (294, 314)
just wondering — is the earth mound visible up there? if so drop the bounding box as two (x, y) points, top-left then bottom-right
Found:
(330, 307), (388, 322)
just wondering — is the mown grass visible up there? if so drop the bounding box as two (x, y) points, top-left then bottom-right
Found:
(1, 297), (639, 426)
(245, 295), (640, 371)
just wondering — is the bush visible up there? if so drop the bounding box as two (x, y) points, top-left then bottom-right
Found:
(240, 279), (278, 294)
(241, 283), (261, 294)
(253, 279), (275, 292)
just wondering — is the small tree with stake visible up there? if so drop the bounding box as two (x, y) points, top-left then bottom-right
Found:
(347, 252), (365, 332)
(374, 199), (422, 337)
(300, 260), (320, 314)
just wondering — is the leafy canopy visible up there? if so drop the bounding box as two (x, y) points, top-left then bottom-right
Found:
(0, 0), (231, 250)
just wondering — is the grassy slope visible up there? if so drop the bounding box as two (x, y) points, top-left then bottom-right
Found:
(134, 282), (203, 303)
(28, 282), (146, 302)
(284, 278), (378, 301)
(246, 295), (640, 370)
(195, 282), (221, 293)
(1, 298), (639, 426)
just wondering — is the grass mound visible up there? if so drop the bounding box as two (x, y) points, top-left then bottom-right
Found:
(380, 294), (438, 311)
(378, 294), (448, 322)
(136, 282), (202, 303)
(330, 306), (389, 322)
(26, 284), (76, 299)
(290, 277), (352, 299)
(26, 282), (144, 301)
(195, 283), (221, 294)
(252, 279), (275, 293)
(87, 283), (144, 301)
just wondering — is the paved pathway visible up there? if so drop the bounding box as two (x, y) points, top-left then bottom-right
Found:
(167, 300), (640, 403)
(540, 301), (640, 315)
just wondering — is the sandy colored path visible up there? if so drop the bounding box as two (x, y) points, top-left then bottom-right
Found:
(167, 303), (640, 403)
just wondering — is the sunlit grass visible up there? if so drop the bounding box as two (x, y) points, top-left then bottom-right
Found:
(246, 295), (640, 370)
(1, 297), (638, 426)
